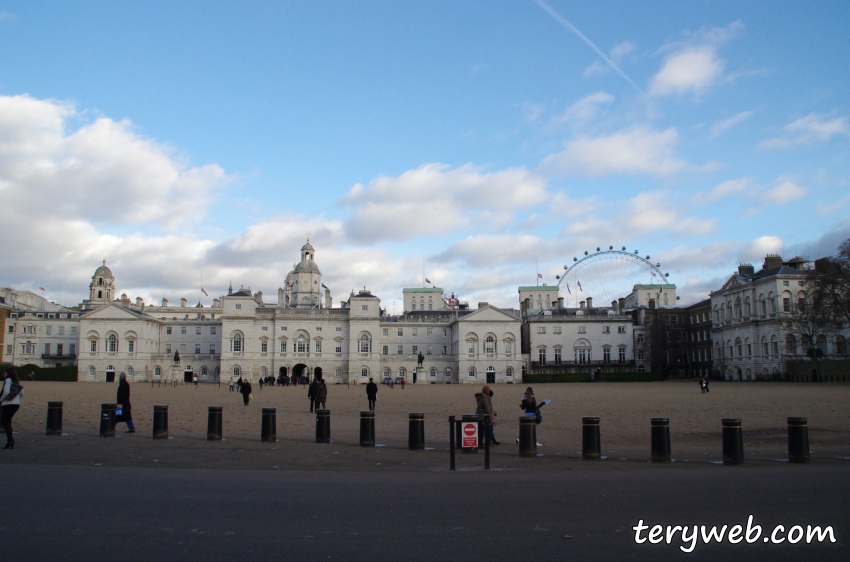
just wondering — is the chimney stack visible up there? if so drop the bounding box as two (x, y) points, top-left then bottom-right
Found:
(579, 300), (585, 308)
(557, 296), (564, 309)
(586, 297), (593, 308)
(763, 254), (783, 271)
(618, 297), (625, 314)
(738, 263), (755, 275)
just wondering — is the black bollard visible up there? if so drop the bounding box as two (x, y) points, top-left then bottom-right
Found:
(582, 416), (601, 460)
(449, 415), (456, 470)
(316, 409), (331, 443)
(261, 407), (276, 442)
(650, 417), (671, 463)
(408, 412), (425, 450)
(460, 413), (478, 453)
(722, 418), (744, 465)
(153, 405), (169, 439)
(207, 406), (223, 441)
(518, 415), (537, 458)
(787, 416), (810, 463)
(46, 401), (63, 436)
(360, 411), (375, 447)
(100, 403), (116, 437)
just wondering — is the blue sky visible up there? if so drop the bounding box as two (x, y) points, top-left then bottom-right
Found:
(1, 1), (848, 309)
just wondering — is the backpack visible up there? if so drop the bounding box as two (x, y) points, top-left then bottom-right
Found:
(5, 381), (23, 401)
(535, 409), (542, 425)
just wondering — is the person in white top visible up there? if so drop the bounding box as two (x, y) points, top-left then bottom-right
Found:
(1, 367), (24, 449)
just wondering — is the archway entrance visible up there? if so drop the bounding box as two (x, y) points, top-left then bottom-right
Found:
(314, 367), (323, 381)
(412, 369), (417, 384)
(184, 369), (193, 383)
(293, 364), (308, 385)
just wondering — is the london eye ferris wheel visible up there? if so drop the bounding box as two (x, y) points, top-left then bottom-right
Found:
(555, 246), (671, 308)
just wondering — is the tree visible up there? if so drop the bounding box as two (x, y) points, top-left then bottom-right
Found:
(785, 283), (838, 382)
(813, 238), (850, 327)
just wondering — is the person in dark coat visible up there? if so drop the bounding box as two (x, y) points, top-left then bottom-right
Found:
(314, 377), (328, 409)
(307, 378), (319, 412)
(240, 379), (252, 405)
(366, 378), (378, 411)
(115, 372), (136, 433)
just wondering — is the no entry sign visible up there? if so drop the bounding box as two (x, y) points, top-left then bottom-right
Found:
(462, 421), (478, 448)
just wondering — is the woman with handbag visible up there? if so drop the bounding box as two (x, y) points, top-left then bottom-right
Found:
(1, 367), (25, 449)
(115, 372), (136, 433)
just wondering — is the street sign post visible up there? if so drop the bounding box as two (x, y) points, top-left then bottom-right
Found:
(462, 421), (478, 448)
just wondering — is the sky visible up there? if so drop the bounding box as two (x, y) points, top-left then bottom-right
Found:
(1, 1), (849, 311)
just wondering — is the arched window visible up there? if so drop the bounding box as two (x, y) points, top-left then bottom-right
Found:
(107, 334), (117, 353)
(335, 368), (342, 378)
(233, 367), (240, 377)
(430, 368), (436, 378)
(260, 367), (267, 377)
(201, 366), (208, 377)
(126, 366), (134, 378)
(361, 367), (368, 378)
(89, 366), (96, 378)
(154, 366), (161, 377)
(296, 335), (307, 353)
(735, 338), (743, 357)
(445, 367), (452, 378)
(637, 364), (646, 372)
(484, 336), (495, 355)
(358, 334), (371, 353)
(506, 367), (514, 378)
(468, 367), (476, 378)
(384, 368), (390, 378)
(232, 333), (243, 353)
(836, 335), (847, 356)
(785, 335), (796, 355)
(399, 367), (406, 378)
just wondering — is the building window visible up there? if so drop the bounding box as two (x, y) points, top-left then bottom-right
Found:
(638, 364), (646, 372)
(397, 345), (403, 355)
(233, 367), (240, 377)
(554, 348), (562, 364)
(412, 328), (418, 337)
(358, 335), (370, 353)
(427, 345), (433, 355)
(782, 298), (791, 312)
(107, 334), (117, 352)
(553, 326), (562, 334)
(538, 348), (546, 364)
(280, 341), (287, 353)
(335, 343), (342, 354)
(468, 368), (476, 378)
(398, 328), (403, 336)
(442, 345), (447, 355)
(361, 305), (368, 311)
(232, 333), (243, 352)
(430, 368), (437, 378)
(46, 325), (52, 335)
(196, 327), (202, 335)
(603, 326), (610, 334)
(618, 326), (626, 333)
(210, 345), (216, 354)
(56, 344), (63, 356)
(361, 368), (368, 378)
(467, 342), (475, 356)
(637, 334), (644, 344)
(44, 343), (51, 355)
(166, 327), (172, 335)
(618, 347), (626, 363)
(336, 326), (342, 332)
(235, 304), (241, 310)
(603, 347), (611, 363)
(89, 339), (97, 353)
(211, 327), (216, 335)
(575, 348), (589, 364)
(637, 350), (644, 360)
(383, 328), (389, 336)
(180, 343), (186, 354)
(261, 341), (268, 353)
(537, 326), (546, 334)
(382, 345), (389, 355)
(154, 367), (161, 377)
(412, 345), (418, 355)
(578, 326), (586, 334)
(485, 336), (495, 355)
(195, 344), (201, 354)
(281, 327), (287, 331)
(128, 340), (134, 353)
(427, 328), (432, 336)
(296, 336), (307, 353)
(315, 341), (322, 353)
(181, 327), (187, 335)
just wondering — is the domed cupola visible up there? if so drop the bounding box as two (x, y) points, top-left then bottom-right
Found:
(88, 259), (116, 305)
(288, 237), (323, 308)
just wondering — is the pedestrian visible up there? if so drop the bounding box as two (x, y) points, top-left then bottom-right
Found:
(115, 372), (136, 434)
(193, 373), (198, 387)
(259, 377), (264, 390)
(229, 376), (235, 392)
(236, 376), (243, 392)
(400, 376), (405, 389)
(308, 377), (319, 412)
(704, 376), (710, 393)
(1, 367), (24, 449)
(240, 379), (252, 405)
(315, 377), (328, 409)
(699, 378), (706, 393)
(474, 385), (499, 445)
(366, 377), (378, 411)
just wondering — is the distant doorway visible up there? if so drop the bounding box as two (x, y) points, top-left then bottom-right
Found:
(314, 367), (323, 381)
(413, 370), (417, 384)
(486, 369), (496, 384)
(294, 364), (308, 383)
(184, 370), (193, 383)
(105, 367), (115, 383)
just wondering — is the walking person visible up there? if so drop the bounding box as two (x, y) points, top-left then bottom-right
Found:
(229, 376), (235, 392)
(366, 378), (378, 411)
(259, 377), (264, 390)
(1, 367), (24, 449)
(240, 379), (252, 406)
(400, 376), (405, 389)
(315, 377), (328, 410)
(308, 377), (319, 412)
(703, 376), (710, 393)
(115, 372), (136, 434)
(236, 376), (243, 393)
(699, 378), (706, 393)
(518, 386), (542, 445)
(475, 385), (499, 445)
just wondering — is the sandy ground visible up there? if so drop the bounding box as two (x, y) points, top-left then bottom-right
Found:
(2, 380), (849, 471)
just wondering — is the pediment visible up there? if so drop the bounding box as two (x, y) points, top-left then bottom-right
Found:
(81, 303), (149, 321)
(459, 306), (519, 324)
(719, 275), (742, 292)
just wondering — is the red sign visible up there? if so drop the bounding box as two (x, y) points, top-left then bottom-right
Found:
(462, 422), (478, 448)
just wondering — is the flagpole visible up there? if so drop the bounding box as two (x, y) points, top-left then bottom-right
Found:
(536, 260), (539, 287)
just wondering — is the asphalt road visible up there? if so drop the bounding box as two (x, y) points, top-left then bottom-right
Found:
(4, 462), (848, 561)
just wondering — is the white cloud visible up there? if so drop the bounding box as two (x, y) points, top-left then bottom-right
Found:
(708, 111), (754, 138)
(541, 126), (697, 177)
(740, 235), (784, 263)
(547, 92), (614, 129)
(764, 180), (807, 204)
(694, 178), (751, 203)
(610, 41), (636, 62)
(649, 45), (725, 97)
(0, 95), (231, 228)
(583, 41), (635, 76)
(341, 163), (547, 242)
(758, 114), (849, 150)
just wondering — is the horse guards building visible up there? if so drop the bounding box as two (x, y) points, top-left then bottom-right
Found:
(2, 240), (847, 383)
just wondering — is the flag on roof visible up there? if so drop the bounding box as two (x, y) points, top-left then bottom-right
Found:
(425, 278), (431, 284)
(537, 273), (542, 279)
(321, 283), (328, 289)
(201, 288), (208, 296)
(577, 280), (582, 291)
(38, 286), (45, 292)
